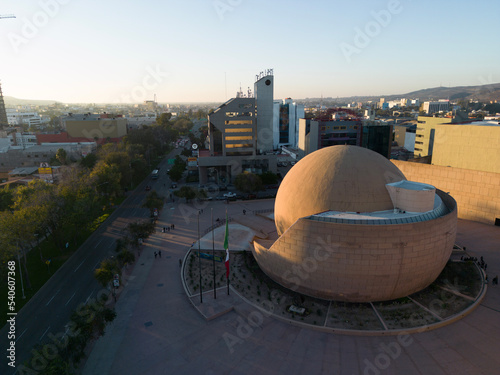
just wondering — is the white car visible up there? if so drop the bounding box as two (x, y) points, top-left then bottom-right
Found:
(223, 192), (236, 198)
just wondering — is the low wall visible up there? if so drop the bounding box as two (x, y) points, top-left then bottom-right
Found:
(393, 160), (500, 226)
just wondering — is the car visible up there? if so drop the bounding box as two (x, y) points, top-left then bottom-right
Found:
(218, 185), (228, 191)
(223, 192), (236, 198)
(246, 194), (257, 200)
(145, 185), (151, 191)
(170, 183), (178, 189)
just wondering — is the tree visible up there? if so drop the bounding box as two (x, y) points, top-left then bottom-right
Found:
(0, 187), (13, 211)
(235, 172), (263, 193)
(90, 160), (122, 201)
(142, 190), (164, 216)
(79, 153), (97, 169)
(259, 171), (279, 185)
(56, 148), (67, 165)
(94, 258), (120, 287)
(173, 186), (201, 203)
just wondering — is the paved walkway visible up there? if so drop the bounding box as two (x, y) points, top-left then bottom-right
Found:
(83, 200), (500, 374)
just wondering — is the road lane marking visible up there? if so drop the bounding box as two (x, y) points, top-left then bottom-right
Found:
(65, 292), (76, 306)
(74, 256), (88, 272)
(40, 326), (50, 341)
(85, 289), (96, 304)
(45, 289), (60, 306)
(94, 238), (103, 248)
(16, 328), (27, 342)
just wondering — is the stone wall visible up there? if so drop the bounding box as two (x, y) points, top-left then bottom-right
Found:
(253, 191), (457, 302)
(393, 160), (500, 225)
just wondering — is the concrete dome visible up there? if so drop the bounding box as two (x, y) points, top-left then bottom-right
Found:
(275, 146), (406, 236)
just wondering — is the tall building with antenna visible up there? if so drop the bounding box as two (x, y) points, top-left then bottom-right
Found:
(0, 81), (9, 128)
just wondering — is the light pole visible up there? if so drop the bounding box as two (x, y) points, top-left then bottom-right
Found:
(198, 211), (202, 303)
(212, 208), (216, 299)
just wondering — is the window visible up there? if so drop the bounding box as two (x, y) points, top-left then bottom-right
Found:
(414, 147), (423, 151)
(226, 143), (252, 148)
(415, 141), (423, 145)
(225, 128), (252, 133)
(225, 120), (252, 125)
(225, 136), (253, 141)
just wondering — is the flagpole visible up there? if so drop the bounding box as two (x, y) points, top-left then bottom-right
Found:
(198, 211), (202, 303)
(226, 210), (230, 296)
(212, 208), (216, 299)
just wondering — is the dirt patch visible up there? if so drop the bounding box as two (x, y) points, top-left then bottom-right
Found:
(374, 298), (439, 329)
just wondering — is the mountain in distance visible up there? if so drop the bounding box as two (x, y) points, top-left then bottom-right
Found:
(4, 82), (500, 107)
(392, 83), (500, 102)
(300, 82), (500, 104)
(4, 96), (57, 107)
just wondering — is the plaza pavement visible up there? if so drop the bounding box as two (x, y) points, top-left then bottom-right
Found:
(83, 198), (500, 375)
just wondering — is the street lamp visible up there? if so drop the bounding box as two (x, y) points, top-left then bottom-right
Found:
(198, 211), (203, 303)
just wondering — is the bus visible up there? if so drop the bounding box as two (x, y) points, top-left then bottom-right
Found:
(151, 170), (159, 179)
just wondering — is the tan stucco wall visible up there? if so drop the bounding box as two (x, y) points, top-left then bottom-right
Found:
(432, 124), (500, 174)
(393, 160), (500, 225)
(66, 119), (128, 139)
(253, 192), (457, 302)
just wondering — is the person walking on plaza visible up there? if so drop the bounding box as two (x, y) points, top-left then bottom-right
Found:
(154, 251), (157, 259)
(159, 250), (162, 258)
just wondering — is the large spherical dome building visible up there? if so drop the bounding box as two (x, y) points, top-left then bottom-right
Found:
(253, 146), (457, 302)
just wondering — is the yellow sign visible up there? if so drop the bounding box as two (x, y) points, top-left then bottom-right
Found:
(38, 168), (52, 174)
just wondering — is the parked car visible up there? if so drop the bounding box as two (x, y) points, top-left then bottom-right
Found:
(223, 192), (236, 198)
(170, 183), (178, 189)
(145, 185), (151, 191)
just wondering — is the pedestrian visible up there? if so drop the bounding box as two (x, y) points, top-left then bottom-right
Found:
(171, 224), (175, 229)
(493, 276), (498, 285)
(243, 209), (246, 215)
(167, 226), (170, 232)
(162, 227), (165, 233)
(179, 259), (182, 268)
(159, 250), (162, 258)
(485, 263), (487, 270)
(154, 252), (157, 258)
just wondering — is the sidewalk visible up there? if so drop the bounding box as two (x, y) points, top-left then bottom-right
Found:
(82, 207), (500, 375)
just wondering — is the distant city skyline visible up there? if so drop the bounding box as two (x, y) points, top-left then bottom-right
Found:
(1, 0), (499, 104)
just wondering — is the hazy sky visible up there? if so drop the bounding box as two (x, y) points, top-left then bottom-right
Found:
(1, 0), (499, 103)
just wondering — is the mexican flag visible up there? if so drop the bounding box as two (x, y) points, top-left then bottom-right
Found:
(224, 213), (229, 278)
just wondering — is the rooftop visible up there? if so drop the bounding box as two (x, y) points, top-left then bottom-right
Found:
(310, 193), (448, 225)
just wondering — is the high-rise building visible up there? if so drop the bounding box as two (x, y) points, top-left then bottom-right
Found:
(254, 72), (274, 153)
(0, 82), (8, 128)
(199, 70), (278, 185)
(272, 98), (305, 149)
